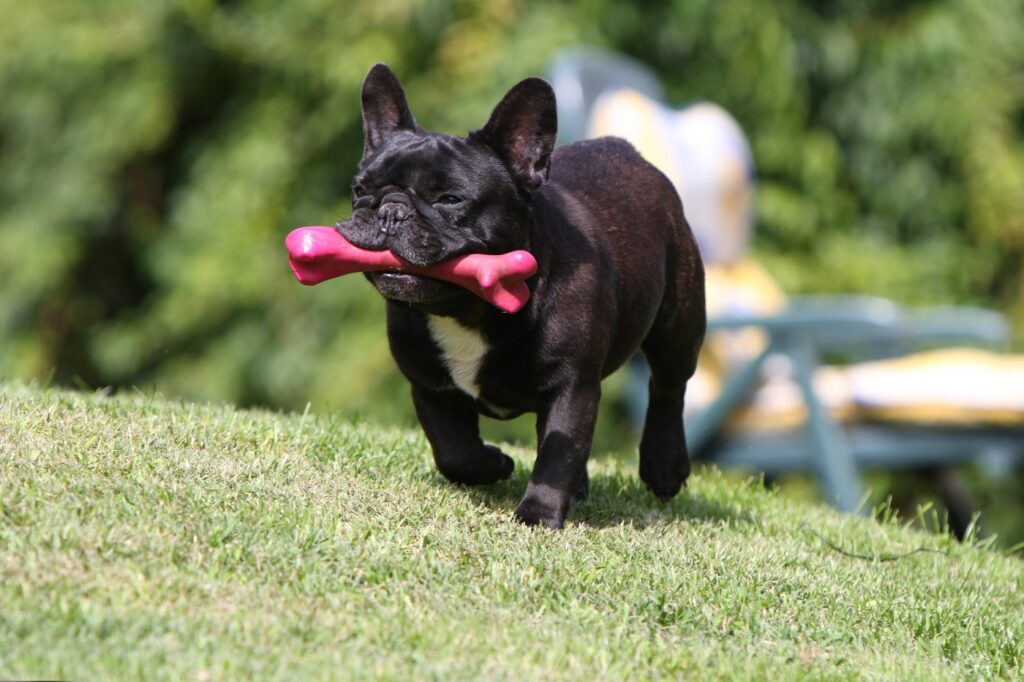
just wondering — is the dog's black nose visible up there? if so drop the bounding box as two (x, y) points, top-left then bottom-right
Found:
(377, 194), (413, 235)
(378, 202), (411, 222)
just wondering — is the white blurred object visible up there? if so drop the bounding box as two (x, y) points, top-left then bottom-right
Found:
(587, 90), (754, 265)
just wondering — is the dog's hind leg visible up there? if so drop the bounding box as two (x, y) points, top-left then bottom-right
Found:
(637, 280), (705, 501)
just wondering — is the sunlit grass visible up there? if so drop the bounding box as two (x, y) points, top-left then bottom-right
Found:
(1, 383), (1021, 680)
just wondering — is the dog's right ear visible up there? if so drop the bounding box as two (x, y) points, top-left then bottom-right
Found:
(361, 63), (418, 157)
(471, 78), (557, 195)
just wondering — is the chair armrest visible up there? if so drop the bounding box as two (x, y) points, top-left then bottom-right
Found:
(903, 306), (1010, 347)
(709, 295), (1011, 351)
(708, 295), (901, 337)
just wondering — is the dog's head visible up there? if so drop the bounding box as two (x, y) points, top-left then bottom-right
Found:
(334, 63), (556, 307)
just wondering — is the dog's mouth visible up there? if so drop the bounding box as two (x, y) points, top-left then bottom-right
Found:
(367, 271), (467, 304)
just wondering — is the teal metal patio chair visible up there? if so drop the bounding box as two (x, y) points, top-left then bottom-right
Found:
(548, 48), (1024, 538)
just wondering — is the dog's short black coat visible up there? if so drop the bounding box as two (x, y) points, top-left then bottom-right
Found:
(334, 64), (706, 529)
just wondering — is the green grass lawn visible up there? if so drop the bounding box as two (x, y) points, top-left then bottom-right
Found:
(1, 383), (1021, 680)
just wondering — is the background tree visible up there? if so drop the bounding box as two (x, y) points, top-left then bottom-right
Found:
(2, 0), (1022, 539)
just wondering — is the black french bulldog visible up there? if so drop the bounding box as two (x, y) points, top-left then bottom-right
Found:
(335, 63), (705, 529)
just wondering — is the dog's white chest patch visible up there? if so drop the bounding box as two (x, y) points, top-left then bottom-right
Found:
(427, 316), (488, 399)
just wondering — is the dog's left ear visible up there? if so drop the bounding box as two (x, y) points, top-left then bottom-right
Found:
(472, 78), (557, 194)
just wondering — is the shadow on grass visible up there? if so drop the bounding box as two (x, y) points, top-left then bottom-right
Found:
(454, 464), (757, 530)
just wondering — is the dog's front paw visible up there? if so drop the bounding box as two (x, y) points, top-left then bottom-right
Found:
(436, 444), (514, 486)
(482, 444), (516, 482)
(514, 482), (570, 529)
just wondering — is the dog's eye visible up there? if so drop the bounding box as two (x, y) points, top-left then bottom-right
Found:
(436, 194), (462, 206)
(352, 185), (366, 198)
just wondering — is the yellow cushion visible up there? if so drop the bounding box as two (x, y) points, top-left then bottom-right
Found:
(839, 348), (1024, 426)
(691, 265), (1024, 428)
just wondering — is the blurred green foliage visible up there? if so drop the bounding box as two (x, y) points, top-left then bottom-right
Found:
(1, 2), (1022, 478)
(0, 0), (584, 421)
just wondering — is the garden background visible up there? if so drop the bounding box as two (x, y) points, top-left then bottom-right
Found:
(2, 0), (1023, 542)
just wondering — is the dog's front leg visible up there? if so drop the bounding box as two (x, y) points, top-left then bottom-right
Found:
(515, 383), (600, 529)
(412, 385), (515, 485)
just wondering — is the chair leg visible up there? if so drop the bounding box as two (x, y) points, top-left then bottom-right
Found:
(790, 338), (865, 514)
(927, 465), (977, 541)
(687, 343), (777, 458)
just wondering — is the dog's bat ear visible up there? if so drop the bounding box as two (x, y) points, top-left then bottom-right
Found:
(471, 78), (557, 194)
(361, 63), (418, 157)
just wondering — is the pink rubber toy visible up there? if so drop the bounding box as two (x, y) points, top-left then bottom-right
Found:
(285, 226), (538, 313)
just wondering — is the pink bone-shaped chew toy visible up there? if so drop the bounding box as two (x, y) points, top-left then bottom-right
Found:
(285, 226), (538, 314)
